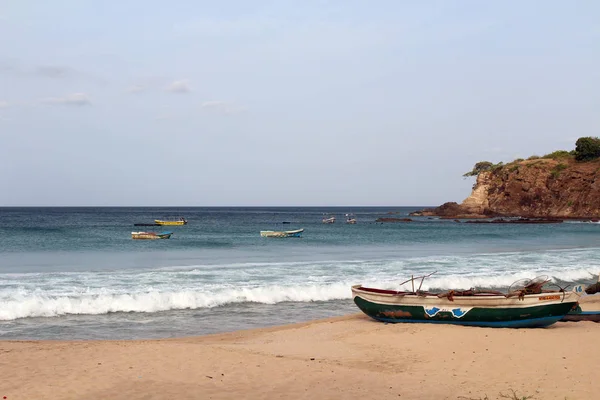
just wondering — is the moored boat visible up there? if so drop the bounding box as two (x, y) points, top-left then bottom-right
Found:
(352, 274), (581, 328)
(260, 228), (304, 238)
(322, 214), (335, 224)
(155, 217), (187, 226)
(346, 213), (357, 224)
(132, 231), (173, 240)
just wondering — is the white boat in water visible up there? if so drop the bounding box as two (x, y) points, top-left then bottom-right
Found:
(260, 228), (304, 238)
(346, 213), (357, 224)
(322, 214), (335, 224)
(131, 231), (173, 240)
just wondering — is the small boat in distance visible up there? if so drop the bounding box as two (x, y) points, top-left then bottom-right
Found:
(322, 214), (335, 224)
(155, 217), (187, 226)
(260, 228), (304, 238)
(132, 231), (173, 240)
(346, 213), (357, 224)
(352, 273), (581, 328)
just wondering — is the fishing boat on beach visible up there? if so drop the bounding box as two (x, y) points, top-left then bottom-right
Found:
(155, 217), (187, 226)
(352, 273), (581, 328)
(132, 231), (173, 240)
(260, 228), (304, 238)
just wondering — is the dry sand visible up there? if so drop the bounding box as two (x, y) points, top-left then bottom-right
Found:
(2, 295), (600, 400)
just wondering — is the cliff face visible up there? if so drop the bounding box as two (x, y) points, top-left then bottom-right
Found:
(417, 158), (600, 219)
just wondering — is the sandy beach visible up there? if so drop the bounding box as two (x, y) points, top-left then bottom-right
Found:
(2, 295), (600, 400)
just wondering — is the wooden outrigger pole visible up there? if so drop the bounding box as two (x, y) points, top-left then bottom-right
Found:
(398, 271), (437, 293)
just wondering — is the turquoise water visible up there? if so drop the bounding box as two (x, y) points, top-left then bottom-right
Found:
(1, 207), (599, 340)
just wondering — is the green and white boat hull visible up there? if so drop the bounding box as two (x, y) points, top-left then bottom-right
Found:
(352, 285), (580, 328)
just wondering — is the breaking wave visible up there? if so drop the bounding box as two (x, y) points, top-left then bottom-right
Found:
(0, 267), (597, 321)
(0, 282), (352, 320)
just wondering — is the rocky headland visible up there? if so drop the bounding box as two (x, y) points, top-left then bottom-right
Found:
(411, 145), (600, 219)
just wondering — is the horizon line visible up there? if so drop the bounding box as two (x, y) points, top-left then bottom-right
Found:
(0, 205), (436, 208)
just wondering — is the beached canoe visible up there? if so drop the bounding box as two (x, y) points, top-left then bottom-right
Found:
(260, 229), (304, 238)
(132, 231), (173, 240)
(352, 275), (581, 328)
(155, 218), (187, 226)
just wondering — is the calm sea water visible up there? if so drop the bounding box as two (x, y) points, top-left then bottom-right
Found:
(1, 207), (599, 340)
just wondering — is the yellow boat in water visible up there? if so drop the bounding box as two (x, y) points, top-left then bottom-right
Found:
(154, 217), (187, 226)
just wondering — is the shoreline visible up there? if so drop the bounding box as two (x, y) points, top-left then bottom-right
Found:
(3, 297), (600, 399)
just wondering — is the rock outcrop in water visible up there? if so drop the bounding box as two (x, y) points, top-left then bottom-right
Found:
(375, 217), (413, 223)
(411, 157), (600, 219)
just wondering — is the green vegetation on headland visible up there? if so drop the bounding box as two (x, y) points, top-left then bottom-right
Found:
(462, 136), (600, 177)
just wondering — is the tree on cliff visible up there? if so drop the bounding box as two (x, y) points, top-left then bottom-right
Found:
(463, 161), (493, 177)
(575, 137), (600, 161)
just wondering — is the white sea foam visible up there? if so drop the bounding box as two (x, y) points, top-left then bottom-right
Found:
(0, 282), (353, 320)
(1, 248), (599, 321)
(0, 267), (597, 321)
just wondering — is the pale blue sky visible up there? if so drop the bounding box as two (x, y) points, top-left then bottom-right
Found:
(0, 1), (598, 206)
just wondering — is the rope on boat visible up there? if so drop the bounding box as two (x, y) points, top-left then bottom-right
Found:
(397, 273), (571, 302)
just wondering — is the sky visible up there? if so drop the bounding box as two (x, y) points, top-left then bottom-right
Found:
(0, 1), (599, 206)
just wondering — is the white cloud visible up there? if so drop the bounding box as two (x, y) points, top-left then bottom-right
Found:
(127, 84), (146, 94)
(35, 66), (73, 79)
(165, 80), (191, 93)
(0, 100), (9, 108)
(41, 93), (91, 106)
(34, 65), (106, 84)
(0, 60), (106, 84)
(200, 100), (246, 115)
(200, 100), (227, 108)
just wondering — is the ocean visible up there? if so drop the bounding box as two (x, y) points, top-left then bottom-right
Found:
(1, 206), (599, 340)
